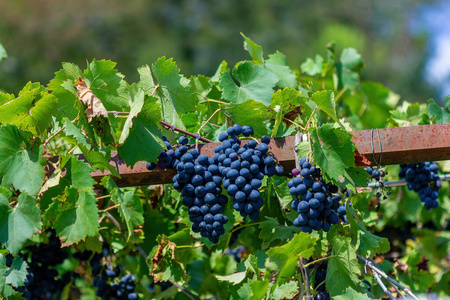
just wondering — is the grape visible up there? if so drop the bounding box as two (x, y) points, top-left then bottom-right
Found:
(399, 162), (441, 210)
(215, 124), (283, 221)
(288, 157), (348, 233)
(313, 261), (331, 300)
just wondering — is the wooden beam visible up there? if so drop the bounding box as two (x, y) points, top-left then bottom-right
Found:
(89, 123), (450, 187)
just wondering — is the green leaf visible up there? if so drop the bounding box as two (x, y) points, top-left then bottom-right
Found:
(138, 57), (198, 130)
(5, 256), (28, 287)
(396, 250), (436, 294)
(237, 279), (270, 300)
(269, 88), (311, 129)
(241, 33), (264, 64)
(388, 102), (430, 127)
(311, 90), (342, 126)
(59, 156), (96, 190)
(336, 48), (364, 89)
(222, 99), (269, 137)
(259, 217), (301, 249)
(0, 255), (15, 298)
(0, 82), (58, 137)
(190, 75), (213, 103)
(265, 51), (297, 89)
(48, 62), (83, 122)
(333, 287), (371, 300)
(0, 193), (42, 255)
(301, 55), (324, 76)
(347, 204), (390, 257)
(0, 125), (45, 196)
(119, 84), (145, 144)
(266, 232), (317, 284)
(83, 59), (129, 111)
(428, 97), (450, 124)
(216, 271), (247, 284)
(272, 281), (298, 300)
(118, 97), (165, 166)
(50, 187), (99, 244)
(326, 236), (361, 297)
(0, 44), (6, 62)
(220, 61), (279, 106)
(101, 176), (144, 239)
(211, 60), (228, 82)
(310, 124), (356, 185)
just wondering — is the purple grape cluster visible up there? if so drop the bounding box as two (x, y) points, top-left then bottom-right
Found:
(171, 136), (229, 244)
(313, 260), (331, 300)
(399, 162), (441, 210)
(146, 136), (186, 171)
(93, 267), (139, 300)
(289, 157), (347, 233)
(213, 124), (284, 220)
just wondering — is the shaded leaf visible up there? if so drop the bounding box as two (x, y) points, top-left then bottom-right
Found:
(0, 193), (41, 255)
(5, 256), (28, 287)
(118, 97), (165, 166)
(101, 176), (144, 239)
(347, 204), (390, 257)
(259, 217), (301, 249)
(428, 97), (450, 124)
(265, 51), (298, 89)
(311, 90), (342, 126)
(301, 55), (324, 76)
(237, 279), (270, 300)
(0, 125), (45, 196)
(326, 236), (361, 297)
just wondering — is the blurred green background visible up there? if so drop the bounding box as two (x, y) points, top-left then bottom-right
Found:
(1, 0), (448, 102)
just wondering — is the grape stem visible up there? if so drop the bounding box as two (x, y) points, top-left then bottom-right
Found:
(159, 120), (214, 143)
(357, 254), (419, 300)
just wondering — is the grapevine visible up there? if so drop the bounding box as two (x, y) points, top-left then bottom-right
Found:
(0, 34), (448, 300)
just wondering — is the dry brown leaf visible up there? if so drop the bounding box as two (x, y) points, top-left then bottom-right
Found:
(73, 76), (108, 122)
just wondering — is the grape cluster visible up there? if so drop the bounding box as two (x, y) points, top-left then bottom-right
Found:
(364, 166), (383, 180)
(313, 261), (331, 300)
(15, 230), (70, 300)
(93, 267), (139, 300)
(146, 136), (185, 171)
(289, 157), (347, 233)
(214, 125), (283, 220)
(399, 162), (441, 210)
(170, 136), (229, 244)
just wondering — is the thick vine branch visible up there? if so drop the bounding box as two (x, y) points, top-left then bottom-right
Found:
(159, 120), (213, 143)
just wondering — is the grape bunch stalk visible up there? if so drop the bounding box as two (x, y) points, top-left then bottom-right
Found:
(289, 157), (347, 233)
(399, 162), (441, 210)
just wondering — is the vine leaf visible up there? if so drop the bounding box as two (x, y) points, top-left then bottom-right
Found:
(428, 96), (450, 124)
(150, 235), (186, 282)
(138, 57), (197, 130)
(336, 47), (364, 89)
(4, 256), (28, 287)
(82, 59), (129, 111)
(311, 90), (343, 127)
(220, 61), (279, 106)
(0, 82), (58, 137)
(236, 279), (270, 300)
(216, 271), (247, 284)
(73, 77), (108, 122)
(63, 118), (119, 177)
(326, 236), (361, 297)
(0, 125), (45, 196)
(310, 124), (356, 185)
(301, 54), (324, 76)
(0, 43), (7, 62)
(272, 281), (298, 300)
(0, 255), (15, 298)
(118, 84), (145, 144)
(48, 187), (99, 245)
(266, 232), (317, 285)
(0, 192), (42, 256)
(117, 96), (165, 167)
(222, 99), (269, 137)
(59, 156), (96, 190)
(395, 250), (436, 294)
(241, 33), (264, 64)
(333, 287), (370, 300)
(259, 217), (301, 249)
(101, 176), (144, 239)
(347, 204), (390, 257)
(265, 51), (298, 89)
